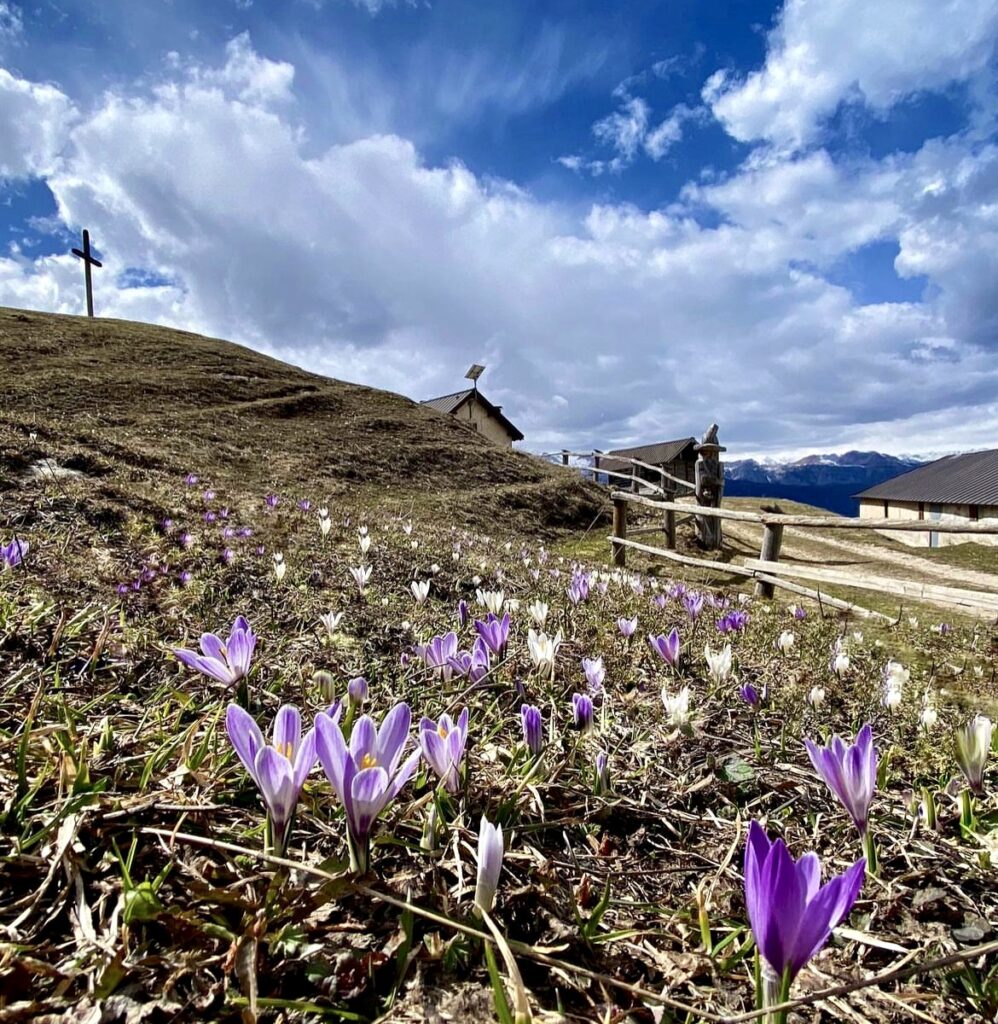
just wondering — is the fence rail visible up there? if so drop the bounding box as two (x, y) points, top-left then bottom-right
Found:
(608, 490), (998, 618)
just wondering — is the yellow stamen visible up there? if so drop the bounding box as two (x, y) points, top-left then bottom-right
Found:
(438, 724), (449, 739)
(360, 752), (378, 769)
(274, 741), (294, 759)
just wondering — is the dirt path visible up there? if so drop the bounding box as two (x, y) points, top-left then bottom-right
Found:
(722, 520), (998, 615)
(779, 527), (998, 592)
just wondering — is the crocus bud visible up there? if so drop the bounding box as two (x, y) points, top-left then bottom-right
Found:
(955, 715), (992, 795)
(475, 816), (504, 914)
(572, 693), (594, 732)
(313, 670), (336, 703)
(457, 599), (469, 627)
(740, 683), (760, 707)
(808, 686), (826, 707)
(617, 616), (637, 638)
(595, 750), (610, 795)
(777, 631), (795, 654)
(347, 676), (369, 706)
(521, 704), (543, 755)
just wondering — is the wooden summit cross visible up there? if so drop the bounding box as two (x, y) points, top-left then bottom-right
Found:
(71, 229), (102, 318)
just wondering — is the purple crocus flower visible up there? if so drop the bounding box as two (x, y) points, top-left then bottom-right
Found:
(221, 547), (235, 565)
(173, 615), (257, 688)
(160, 518), (173, 533)
(617, 616), (637, 638)
(718, 610), (750, 634)
(203, 511), (217, 524)
(238, 526), (253, 538)
(648, 628), (681, 667)
(804, 724), (877, 836)
(203, 489), (216, 502)
(582, 656), (605, 694)
(792, 605), (807, 621)
(652, 594), (667, 610)
(347, 676), (369, 706)
(417, 632), (460, 683)
(226, 703), (318, 855)
(298, 498), (312, 512)
(683, 591), (705, 619)
(448, 637), (491, 684)
(744, 821), (865, 993)
(315, 703), (421, 873)
(184, 472), (199, 485)
(219, 507), (229, 519)
(116, 582), (130, 595)
(666, 582), (686, 600)
(179, 570), (193, 586)
(457, 599), (470, 628)
(475, 613), (510, 656)
(572, 693), (594, 732)
(265, 494), (280, 509)
(419, 708), (469, 794)
(740, 683), (760, 707)
(521, 704), (543, 755)
(179, 531), (194, 550)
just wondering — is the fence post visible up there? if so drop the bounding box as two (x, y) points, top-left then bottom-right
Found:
(561, 449), (570, 467)
(663, 486), (676, 550)
(612, 496), (627, 567)
(754, 523), (784, 598)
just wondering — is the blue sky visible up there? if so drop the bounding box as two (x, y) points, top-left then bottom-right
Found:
(1, 0), (996, 457)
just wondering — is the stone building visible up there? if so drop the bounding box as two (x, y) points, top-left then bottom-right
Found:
(855, 448), (998, 547)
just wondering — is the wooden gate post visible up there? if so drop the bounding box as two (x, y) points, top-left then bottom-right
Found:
(663, 485), (676, 550)
(561, 450), (570, 466)
(754, 523), (784, 597)
(612, 496), (627, 567)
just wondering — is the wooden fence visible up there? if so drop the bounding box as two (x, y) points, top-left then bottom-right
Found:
(549, 449), (697, 503)
(608, 492), (998, 619)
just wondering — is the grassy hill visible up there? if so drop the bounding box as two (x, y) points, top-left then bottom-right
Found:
(0, 306), (603, 539)
(2, 309), (997, 1022)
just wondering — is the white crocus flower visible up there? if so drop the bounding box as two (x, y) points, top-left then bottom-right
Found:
(320, 610), (343, 636)
(350, 564), (372, 594)
(661, 685), (691, 729)
(703, 643), (732, 684)
(527, 600), (549, 628)
(430, 563), (440, 575)
(920, 703), (939, 730)
(527, 629), (562, 678)
(403, 521), (413, 536)
(411, 579), (431, 605)
(273, 552), (286, 582)
(477, 589), (505, 616)
(777, 631), (796, 654)
(832, 652), (850, 678)
(359, 534), (372, 555)
(808, 686), (826, 707)
(358, 525), (368, 537)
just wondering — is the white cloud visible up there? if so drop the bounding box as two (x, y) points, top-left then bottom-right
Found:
(0, 36), (996, 457)
(592, 95), (650, 164)
(707, 0), (998, 148)
(0, 67), (75, 179)
(202, 33), (295, 106)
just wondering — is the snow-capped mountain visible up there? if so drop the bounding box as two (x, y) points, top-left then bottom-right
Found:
(725, 451), (927, 515)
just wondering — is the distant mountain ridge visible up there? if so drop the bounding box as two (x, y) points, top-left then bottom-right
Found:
(724, 451), (927, 515)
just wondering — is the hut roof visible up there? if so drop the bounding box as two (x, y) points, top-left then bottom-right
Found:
(421, 388), (524, 442)
(855, 448), (998, 505)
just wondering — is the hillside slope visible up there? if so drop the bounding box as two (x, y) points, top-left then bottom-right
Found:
(0, 307), (603, 534)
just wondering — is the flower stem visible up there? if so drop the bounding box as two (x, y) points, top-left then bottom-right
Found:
(347, 830), (370, 874)
(862, 828), (878, 876)
(920, 786), (937, 830)
(960, 788), (976, 834)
